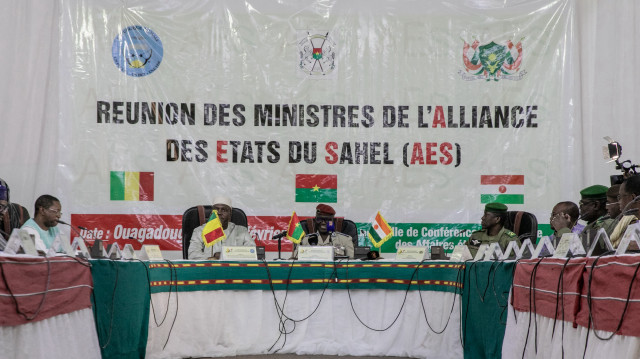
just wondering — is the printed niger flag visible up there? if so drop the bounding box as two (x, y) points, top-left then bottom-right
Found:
(110, 171), (154, 201)
(368, 211), (393, 248)
(480, 175), (524, 204)
(295, 174), (337, 203)
(202, 210), (226, 247)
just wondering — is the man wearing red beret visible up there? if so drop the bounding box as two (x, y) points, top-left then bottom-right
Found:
(295, 204), (354, 258)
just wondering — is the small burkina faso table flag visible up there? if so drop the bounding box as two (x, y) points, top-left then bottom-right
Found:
(202, 210), (226, 247)
(286, 211), (306, 244)
(368, 211), (393, 248)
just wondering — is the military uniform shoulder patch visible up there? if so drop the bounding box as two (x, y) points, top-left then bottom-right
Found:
(505, 230), (517, 238)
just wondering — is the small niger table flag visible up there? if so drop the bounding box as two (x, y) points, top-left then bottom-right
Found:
(368, 211), (393, 248)
(202, 210), (226, 247)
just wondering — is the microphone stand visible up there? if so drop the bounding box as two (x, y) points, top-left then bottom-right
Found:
(57, 220), (97, 258)
(272, 231), (287, 260)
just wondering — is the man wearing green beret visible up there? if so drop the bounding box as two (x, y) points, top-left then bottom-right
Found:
(465, 202), (520, 258)
(553, 185), (616, 255)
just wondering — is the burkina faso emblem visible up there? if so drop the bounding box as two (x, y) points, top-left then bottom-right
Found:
(460, 38), (525, 81)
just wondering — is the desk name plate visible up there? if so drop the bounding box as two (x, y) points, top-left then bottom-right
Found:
(396, 246), (428, 261)
(298, 246), (334, 261)
(139, 244), (164, 261)
(221, 246), (258, 261)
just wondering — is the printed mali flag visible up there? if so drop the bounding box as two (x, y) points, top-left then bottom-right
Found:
(295, 174), (337, 203)
(368, 211), (393, 248)
(110, 171), (154, 201)
(480, 175), (524, 204)
(286, 211), (306, 244)
(202, 210), (226, 247)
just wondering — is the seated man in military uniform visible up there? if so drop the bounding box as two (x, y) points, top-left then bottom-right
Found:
(553, 185), (615, 255)
(294, 204), (354, 259)
(465, 202), (519, 258)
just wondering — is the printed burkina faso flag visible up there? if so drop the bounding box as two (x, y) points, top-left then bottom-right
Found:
(286, 211), (306, 244)
(202, 210), (226, 247)
(480, 175), (524, 204)
(110, 171), (154, 201)
(368, 211), (393, 248)
(295, 174), (337, 203)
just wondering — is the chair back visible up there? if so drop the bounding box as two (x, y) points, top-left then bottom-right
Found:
(505, 211), (538, 242)
(181, 205), (248, 259)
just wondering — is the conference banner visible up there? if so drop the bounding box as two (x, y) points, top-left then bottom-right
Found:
(60, 0), (575, 252)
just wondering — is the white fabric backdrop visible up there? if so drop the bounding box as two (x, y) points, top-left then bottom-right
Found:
(1, 0), (638, 216)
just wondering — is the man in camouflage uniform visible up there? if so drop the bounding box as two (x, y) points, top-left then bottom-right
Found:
(465, 202), (519, 258)
(554, 185), (615, 255)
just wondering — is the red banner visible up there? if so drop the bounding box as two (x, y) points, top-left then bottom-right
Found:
(70, 213), (315, 251)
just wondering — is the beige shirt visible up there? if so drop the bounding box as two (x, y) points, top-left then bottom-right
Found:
(188, 222), (254, 260)
(293, 231), (355, 259)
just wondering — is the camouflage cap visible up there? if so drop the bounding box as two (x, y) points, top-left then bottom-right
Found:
(485, 202), (508, 213)
(580, 185), (608, 200)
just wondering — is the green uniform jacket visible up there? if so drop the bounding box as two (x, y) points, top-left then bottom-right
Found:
(465, 226), (519, 258)
(580, 216), (616, 255)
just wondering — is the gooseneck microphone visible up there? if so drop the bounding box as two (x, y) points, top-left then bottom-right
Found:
(57, 220), (97, 256)
(272, 231), (287, 240)
(57, 220), (86, 241)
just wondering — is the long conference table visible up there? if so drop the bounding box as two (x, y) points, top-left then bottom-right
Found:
(90, 259), (516, 359)
(5, 255), (640, 358)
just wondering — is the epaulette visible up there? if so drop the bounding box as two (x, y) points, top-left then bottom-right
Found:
(505, 230), (517, 238)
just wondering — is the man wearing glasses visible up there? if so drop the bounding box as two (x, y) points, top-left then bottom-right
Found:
(21, 194), (62, 251)
(554, 185), (615, 254)
(188, 196), (253, 260)
(294, 204), (354, 258)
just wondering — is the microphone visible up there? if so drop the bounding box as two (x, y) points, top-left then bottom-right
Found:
(272, 231), (287, 240)
(57, 220), (99, 257)
(308, 233), (318, 246)
(326, 221), (335, 233)
(57, 220), (85, 241)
